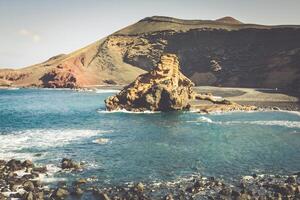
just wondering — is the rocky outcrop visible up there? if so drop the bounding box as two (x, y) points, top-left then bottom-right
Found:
(105, 54), (195, 111)
(105, 54), (257, 113)
(40, 69), (78, 88)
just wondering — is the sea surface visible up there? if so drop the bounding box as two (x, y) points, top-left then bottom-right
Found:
(0, 89), (300, 185)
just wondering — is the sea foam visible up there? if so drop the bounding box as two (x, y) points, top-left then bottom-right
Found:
(97, 108), (160, 114)
(187, 116), (300, 128)
(95, 89), (120, 93)
(0, 129), (111, 160)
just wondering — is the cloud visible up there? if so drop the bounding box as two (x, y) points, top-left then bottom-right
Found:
(18, 29), (41, 43)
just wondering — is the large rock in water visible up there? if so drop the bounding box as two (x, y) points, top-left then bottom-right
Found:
(105, 54), (195, 111)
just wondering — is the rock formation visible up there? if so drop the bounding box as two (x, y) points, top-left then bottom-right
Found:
(105, 54), (195, 111)
(105, 54), (257, 113)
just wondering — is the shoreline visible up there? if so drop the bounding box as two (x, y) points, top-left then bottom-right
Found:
(1, 85), (299, 112)
(1, 159), (299, 199)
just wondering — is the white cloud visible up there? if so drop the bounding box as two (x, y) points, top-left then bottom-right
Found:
(18, 29), (41, 43)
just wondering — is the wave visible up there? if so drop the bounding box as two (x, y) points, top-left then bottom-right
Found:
(93, 138), (110, 144)
(277, 110), (300, 117)
(0, 129), (111, 160)
(187, 116), (213, 123)
(188, 117), (300, 128)
(241, 120), (300, 128)
(95, 89), (120, 93)
(97, 109), (160, 114)
(7, 87), (20, 90)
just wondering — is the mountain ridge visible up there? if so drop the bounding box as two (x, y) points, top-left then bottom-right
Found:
(1, 16), (300, 90)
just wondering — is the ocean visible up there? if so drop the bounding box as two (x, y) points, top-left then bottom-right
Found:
(0, 88), (300, 185)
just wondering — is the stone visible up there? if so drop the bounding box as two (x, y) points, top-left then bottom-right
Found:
(134, 182), (144, 192)
(219, 187), (232, 196)
(194, 180), (204, 188)
(23, 181), (35, 192)
(238, 193), (251, 200)
(296, 185), (300, 194)
(23, 191), (34, 200)
(98, 192), (111, 200)
(164, 194), (174, 200)
(52, 188), (70, 199)
(72, 187), (84, 196)
(32, 166), (47, 173)
(232, 190), (241, 197)
(0, 193), (6, 200)
(74, 178), (87, 185)
(105, 54), (195, 112)
(32, 180), (42, 188)
(22, 160), (34, 168)
(61, 158), (82, 170)
(6, 159), (22, 171)
(0, 160), (6, 166)
(10, 184), (18, 192)
(285, 176), (296, 184)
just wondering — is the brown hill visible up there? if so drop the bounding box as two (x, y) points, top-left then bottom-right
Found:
(1, 16), (299, 90)
(215, 16), (243, 24)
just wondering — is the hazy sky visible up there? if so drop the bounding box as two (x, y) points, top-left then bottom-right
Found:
(1, 0), (299, 68)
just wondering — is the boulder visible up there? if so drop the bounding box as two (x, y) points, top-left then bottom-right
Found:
(6, 159), (23, 171)
(22, 160), (34, 168)
(105, 54), (195, 111)
(52, 188), (70, 199)
(23, 181), (35, 192)
(61, 158), (82, 170)
(98, 192), (111, 200)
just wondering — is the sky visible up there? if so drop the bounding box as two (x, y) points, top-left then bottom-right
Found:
(0, 0), (300, 68)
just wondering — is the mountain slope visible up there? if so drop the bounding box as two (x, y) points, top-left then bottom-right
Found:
(1, 16), (300, 90)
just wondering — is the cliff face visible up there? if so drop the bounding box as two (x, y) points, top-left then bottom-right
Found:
(1, 16), (299, 90)
(105, 54), (195, 111)
(121, 27), (300, 90)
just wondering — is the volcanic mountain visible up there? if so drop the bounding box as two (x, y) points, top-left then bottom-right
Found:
(1, 16), (299, 91)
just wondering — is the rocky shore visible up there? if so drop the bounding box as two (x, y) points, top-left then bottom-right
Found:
(1, 159), (299, 200)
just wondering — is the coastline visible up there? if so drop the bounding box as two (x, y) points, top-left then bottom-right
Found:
(1, 85), (299, 112)
(192, 86), (300, 112)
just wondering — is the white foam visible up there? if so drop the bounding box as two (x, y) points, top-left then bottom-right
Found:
(197, 116), (213, 123)
(0, 129), (111, 160)
(277, 110), (300, 117)
(93, 138), (110, 144)
(244, 120), (300, 128)
(187, 116), (213, 123)
(97, 108), (160, 114)
(220, 120), (300, 128)
(95, 89), (120, 93)
(187, 116), (300, 128)
(7, 87), (20, 90)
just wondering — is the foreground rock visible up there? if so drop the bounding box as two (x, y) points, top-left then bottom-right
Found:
(105, 54), (195, 111)
(1, 159), (299, 200)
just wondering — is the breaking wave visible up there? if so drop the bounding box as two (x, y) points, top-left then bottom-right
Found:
(97, 108), (160, 114)
(95, 89), (120, 93)
(0, 129), (111, 160)
(188, 117), (300, 128)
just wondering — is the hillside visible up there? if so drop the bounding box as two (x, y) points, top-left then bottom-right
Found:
(1, 16), (300, 90)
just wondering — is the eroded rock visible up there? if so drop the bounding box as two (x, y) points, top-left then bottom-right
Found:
(105, 54), (195, 111)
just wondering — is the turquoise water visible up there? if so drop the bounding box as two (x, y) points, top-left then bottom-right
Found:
(0, 89), (300, 184)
